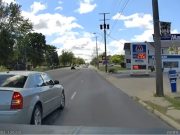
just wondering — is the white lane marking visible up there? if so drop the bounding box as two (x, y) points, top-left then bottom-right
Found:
(71, 91), (77, 100)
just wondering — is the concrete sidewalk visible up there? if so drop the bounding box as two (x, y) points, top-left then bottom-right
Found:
(91, 66), (180, 129)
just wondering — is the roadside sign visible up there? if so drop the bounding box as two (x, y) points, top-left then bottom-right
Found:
(130, 43), (149, 74)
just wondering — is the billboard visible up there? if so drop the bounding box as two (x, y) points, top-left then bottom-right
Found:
(160, 21), (171, 37)
(131, 43), (148, 70)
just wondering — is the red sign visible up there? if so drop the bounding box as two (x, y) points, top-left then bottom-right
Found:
(137, 53), (146, 59)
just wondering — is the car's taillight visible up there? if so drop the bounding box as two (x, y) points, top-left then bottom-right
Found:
(11, 92), (23, 109)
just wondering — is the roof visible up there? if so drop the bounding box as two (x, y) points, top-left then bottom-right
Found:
(0, 71), (44, 76)
(124, 43), (130, 50)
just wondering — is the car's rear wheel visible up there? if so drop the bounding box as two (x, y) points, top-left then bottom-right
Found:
(31, 105), (42, 125)
(60, 91), (65, 110)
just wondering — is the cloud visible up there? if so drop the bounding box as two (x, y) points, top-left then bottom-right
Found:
(108, 39), (128, 55)
(55, 1), (63, 11)
(171, 29), (179, 33)
(2, 0), (15, 4)
(58, 0), (63, 4)
(55, 6), (63, 11)
(113, 13), (153, 29)
(113, 13), (154, 42)
(132, 29), (153, 42)
(76, 0), (97, 14)
(53, 32), (105, 62)
(30, 1), (47, 14)
(22, 11), (83, 36)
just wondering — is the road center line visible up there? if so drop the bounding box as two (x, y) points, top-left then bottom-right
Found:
(71, 91), (77, 100)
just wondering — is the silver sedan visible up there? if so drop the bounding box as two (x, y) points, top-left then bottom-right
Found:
(0, 71), (65, 125)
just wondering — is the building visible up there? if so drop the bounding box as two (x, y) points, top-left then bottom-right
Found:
(124, 40), (180, 72)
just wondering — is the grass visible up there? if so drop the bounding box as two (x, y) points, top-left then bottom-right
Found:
(165, 96), (180, 110)
(33, 66), (51, 72)
(0, 66), (8, 72)
(144, 101), (167, 114)
(99, 65), (126, 73)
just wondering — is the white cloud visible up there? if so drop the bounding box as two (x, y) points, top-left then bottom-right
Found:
(58, 0), (63, 4)
(171, 29), (179, 33)
(54, 32), (98, 62)
(22, 11), (83, 36)
(30, 2), (47, 14)
(113, 13), (153, 29)
(55, 6), (63, 11)
(108, 39), (128, 55)
(76, 0), (97, 14)
(2, 0), (15, 4)
(132, 29), (153, 42)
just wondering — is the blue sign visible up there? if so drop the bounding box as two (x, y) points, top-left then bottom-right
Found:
(161, 34), (180, 40)
(132, 44), (146, 59)
(168, 69), (177, 92)
(149, 55), (180, 59)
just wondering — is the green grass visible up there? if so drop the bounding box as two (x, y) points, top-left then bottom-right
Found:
(98, 65), (126, 72)
(165, 96), (180, 110)
(0, 66), (8, 72)
(145, 101), (167, 114)
(33, 66), (51, 72)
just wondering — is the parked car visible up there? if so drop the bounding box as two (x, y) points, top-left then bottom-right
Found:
(0, 71), (65, 125)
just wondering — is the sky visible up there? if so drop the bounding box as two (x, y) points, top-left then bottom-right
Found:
(3, 0), (180, 62)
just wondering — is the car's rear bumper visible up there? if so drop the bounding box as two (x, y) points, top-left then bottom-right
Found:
(0, 108), (30, 124)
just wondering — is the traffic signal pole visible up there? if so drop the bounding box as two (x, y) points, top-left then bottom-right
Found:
(152, 0), (164, 96)
(99, 13), (109, 73)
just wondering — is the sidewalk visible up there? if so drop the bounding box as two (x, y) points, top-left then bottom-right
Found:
(91, 66), (180, 129)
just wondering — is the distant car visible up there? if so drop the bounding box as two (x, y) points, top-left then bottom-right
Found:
(71, 66), (76, 70)
(0, 71), (65, 125)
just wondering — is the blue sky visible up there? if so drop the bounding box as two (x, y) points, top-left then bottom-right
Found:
(3, 0), (180, 62)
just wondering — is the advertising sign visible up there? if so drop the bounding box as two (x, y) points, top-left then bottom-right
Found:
(160, 21), (171, 37)
(132, 44), (147, 61)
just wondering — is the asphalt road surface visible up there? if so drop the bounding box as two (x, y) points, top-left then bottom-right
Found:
(43, 67), (171, 129)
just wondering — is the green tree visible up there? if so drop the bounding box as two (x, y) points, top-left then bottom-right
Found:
(59, 50), (74, 66)
(110, 54), (124, 65)
(0, 28), (14, 66)
(75, 57), (85, 65)
(45, 45), (59, 67)
(22, 32), (46, 67)
(0, 0), (32, 67)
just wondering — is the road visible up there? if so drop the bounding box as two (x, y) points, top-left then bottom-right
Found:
(42, 67), (171, 128)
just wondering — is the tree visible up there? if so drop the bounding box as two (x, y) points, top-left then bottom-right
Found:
(0, 0), (32, 67)
(110, 54), (124, 65)
(45, 45), (59, 67)
(59, 50), (74, 66)
(75, 57), (85, 65)
(0, 28), (14, 66)
(22, 32), (46, 67)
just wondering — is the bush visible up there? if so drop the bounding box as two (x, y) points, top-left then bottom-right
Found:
(0, 66), (8, 71)
(108, 68), (117, 73)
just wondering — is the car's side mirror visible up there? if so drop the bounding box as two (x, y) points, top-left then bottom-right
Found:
(54, 80), (59, 85)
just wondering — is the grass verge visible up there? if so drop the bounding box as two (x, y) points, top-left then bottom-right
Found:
(99, 65), (126, 73)
(0, 66), (8, 72)
(144, 101), (167, 114)
(165, 96), (180, 110)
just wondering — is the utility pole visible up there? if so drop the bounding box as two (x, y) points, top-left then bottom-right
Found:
(152, 0), (164, 96)
(99, 13), (110, 73)
(93, 33), (99, 69)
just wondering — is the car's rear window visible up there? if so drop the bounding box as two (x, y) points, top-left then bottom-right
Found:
(0, 74), (27, 88)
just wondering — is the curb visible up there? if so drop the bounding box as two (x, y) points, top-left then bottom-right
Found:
(138, 99), (180, 130)
(92, 67), (180, 130)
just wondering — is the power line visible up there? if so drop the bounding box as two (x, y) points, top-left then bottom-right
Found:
(108, 0), (130, 36)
